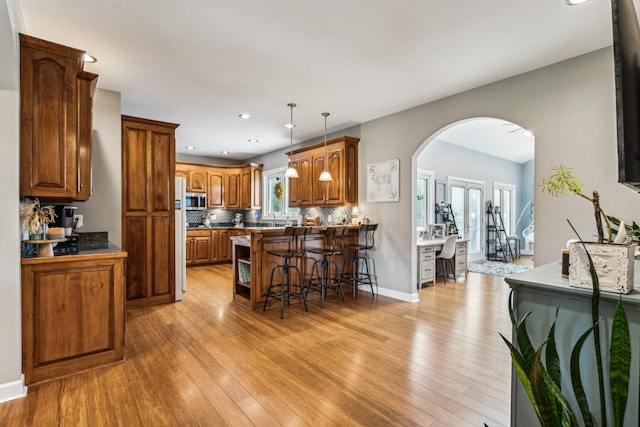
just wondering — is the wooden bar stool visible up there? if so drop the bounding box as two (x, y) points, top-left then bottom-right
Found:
(263, 226), (311, 319)
(306, 226), (347, 308)
(341, 223), (378, 298)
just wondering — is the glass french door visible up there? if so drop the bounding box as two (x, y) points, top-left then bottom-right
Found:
(449, 179), (484, 262)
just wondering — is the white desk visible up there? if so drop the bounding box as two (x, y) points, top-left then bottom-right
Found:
(417, 238), (468, 287)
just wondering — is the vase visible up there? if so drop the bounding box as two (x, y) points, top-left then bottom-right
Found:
(568, 242), (637, 294)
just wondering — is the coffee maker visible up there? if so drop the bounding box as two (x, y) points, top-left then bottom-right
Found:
(52, 205), (78, 236)
(52, 205), (79, 255)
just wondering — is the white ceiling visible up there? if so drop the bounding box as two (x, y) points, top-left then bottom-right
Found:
(17, 0), (613, 161)
(435, 118), (535, 164)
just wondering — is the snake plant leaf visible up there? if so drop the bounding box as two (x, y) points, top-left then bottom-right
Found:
(531, 346), (566, 426)
(507, 289), (535, 372)
(545, 308), (561, 388)
(610, 300), (631, 427)
(545, 311), (563, 422)
(541, 354), (581, 427)
(500, 334), (543, 423)
(569, 220), (607, 426)
(570, 323), (600, 427)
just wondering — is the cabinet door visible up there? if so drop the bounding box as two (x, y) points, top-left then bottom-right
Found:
(186, 238), (195, 265)
(312, 155), (327, 205)
(297, 157), (313, 206)
(287, 160), (300, 207)
(190, 169), (207, 193)
(241, 166), (252, 209)
(175, 164), (189, 186)
(207, 168), (224, 208)
(219, 230), (231, 260)
(193, 236), (211, 264)
(76, 71), (98, 201)
(210, 230), (220, 262)
(252, 166), (262, 208)
(325, 147), (344, 205)
(225, 168), (241, 208)
(20, 35), (83, 200)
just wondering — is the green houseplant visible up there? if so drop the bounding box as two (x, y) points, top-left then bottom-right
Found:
(502, 165), (634, 426)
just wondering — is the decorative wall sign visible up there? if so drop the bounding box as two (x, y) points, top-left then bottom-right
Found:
(367, 158), (399, 203)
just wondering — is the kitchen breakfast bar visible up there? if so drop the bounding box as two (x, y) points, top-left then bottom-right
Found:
(230, 225), (364, 311)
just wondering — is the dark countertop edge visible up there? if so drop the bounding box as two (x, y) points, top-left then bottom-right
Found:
(504, 261), (640, 304)
(189, 225), (362, 232)
(21, 243), (127, 265)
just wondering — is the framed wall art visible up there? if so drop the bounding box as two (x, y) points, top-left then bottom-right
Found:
(367, 158), (399, 203)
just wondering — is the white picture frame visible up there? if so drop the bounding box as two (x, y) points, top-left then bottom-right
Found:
(367, 158), (399, 203)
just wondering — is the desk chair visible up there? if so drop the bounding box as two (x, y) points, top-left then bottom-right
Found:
(436, 235), (457, 284)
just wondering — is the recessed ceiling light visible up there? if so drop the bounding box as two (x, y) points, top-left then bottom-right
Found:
(565, 0), (589, 5)
(248, 139), (259, 143)
(239, 113), (252, 119)
(185, 145), (196, 150)
(83, 53), (97, 63)
(221, 150), (230, 154)
(284, 123), (295, 129)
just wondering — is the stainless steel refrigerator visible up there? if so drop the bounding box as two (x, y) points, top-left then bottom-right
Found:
(175, 177), (187, 301)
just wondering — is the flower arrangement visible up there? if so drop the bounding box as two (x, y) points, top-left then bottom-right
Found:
(20, 198), (56, 237)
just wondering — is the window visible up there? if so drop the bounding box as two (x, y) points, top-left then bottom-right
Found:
(262, 167), (299, 219)
(493, 182), (516, 237)
(416, 169), (435, 232)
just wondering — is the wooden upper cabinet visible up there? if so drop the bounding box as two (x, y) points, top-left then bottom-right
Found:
(288, 136), (358, 208)
(189, 169), (206, 192)
(240, 164), (262, 209)
(225, 167), (242, 209)
(76, 71), (98, 201)
(19, 34), (97, 201)
(207, 167), (224, 209)
(175, 163), (206, 193)
(176, 162), (262, 210)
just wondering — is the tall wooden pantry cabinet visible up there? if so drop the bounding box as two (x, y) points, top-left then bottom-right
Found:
(122, 115), (179, 308)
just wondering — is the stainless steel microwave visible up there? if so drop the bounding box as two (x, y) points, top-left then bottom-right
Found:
(185, 193), (207, 210)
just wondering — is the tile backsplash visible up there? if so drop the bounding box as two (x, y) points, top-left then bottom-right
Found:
(186, 206), (357, 227)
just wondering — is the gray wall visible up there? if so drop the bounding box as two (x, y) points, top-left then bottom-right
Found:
(75, 89), (123, 246)
(176, 153), (240, 165)
(0, 0), (23, 401)
(248, 126), (362, 171)
(418, 138), (527, 249)
(357, 47), (638, 301)
(518, 159), (535, 243)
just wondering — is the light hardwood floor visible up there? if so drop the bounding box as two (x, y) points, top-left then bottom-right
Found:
(0, 264), (515, 426)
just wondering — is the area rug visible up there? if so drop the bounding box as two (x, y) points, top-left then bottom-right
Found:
(467, 260), (532, 277)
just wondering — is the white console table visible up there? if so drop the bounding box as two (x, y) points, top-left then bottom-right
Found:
(505, 261), (640, 427)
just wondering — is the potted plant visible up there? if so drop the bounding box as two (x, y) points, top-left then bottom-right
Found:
(542, 165), (637, 294)
(503, 224), (631, 426)
(20, 198), (56, 240)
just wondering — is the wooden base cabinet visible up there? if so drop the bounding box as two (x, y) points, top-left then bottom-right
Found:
(21, 253), (127, 385)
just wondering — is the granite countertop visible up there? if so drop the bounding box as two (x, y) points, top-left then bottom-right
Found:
(21, 243), (127, 265)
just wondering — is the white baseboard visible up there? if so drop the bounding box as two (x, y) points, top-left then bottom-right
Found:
(359, 285), (419, 303)
(0, 374), (27, 403)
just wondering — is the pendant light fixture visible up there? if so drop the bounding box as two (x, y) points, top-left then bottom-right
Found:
(284, 102), (299, 179)
(318, 112), (332, 182)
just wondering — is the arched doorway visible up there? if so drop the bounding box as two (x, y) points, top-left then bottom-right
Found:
(412, 117), (535, 291)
